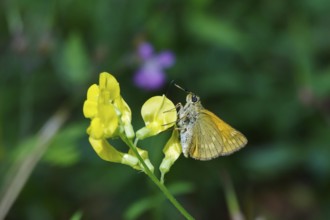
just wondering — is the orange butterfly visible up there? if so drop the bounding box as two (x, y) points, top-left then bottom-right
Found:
(176, 85), (247, 160)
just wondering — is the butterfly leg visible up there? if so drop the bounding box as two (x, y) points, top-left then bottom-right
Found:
(163, 107), (177, 113)
(174, 126), (187, 132)
(162, 103), (185, 127)
(176, 102), (183, 110)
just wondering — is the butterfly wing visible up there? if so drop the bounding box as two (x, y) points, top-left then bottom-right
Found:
(189, 109), (247, 160)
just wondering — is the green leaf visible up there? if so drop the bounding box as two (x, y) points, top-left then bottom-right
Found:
(185, 13), (245, 52)
(54, 32), (91, 89)
(42, 122), (85, 167)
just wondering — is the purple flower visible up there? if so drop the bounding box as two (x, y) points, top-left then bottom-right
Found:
(133, 42), (175, 91)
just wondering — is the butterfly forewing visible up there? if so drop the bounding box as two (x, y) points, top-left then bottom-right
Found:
(188, 109), (247, 160)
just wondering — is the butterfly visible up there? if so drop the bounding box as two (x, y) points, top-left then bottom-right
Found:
(176, 85), (247, 160)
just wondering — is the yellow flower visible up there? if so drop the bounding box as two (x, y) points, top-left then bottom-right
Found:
(136, 95), (177, 140)
(89, 137), (141, 170)
(159, 129), (182, 183)
(83, 72), (134, 139)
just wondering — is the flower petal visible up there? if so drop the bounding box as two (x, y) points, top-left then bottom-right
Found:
(136, 95), (177, 139)
(133, 68), (166, 91)
(138, 42), (154, 60)
(88, 118), (104, 139)
(89, 137), (124, 162)
(89, 137), (141, 170)
(83, 84), (100, 118)
(83, 100), (98, 118)
(157, 51), (175, 68)
(98, 103), (119, 138)
(99, 72), (120, 101)
(87, 84), (99, 101)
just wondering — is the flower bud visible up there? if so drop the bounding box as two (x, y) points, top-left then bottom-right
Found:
(159, 129), (182, 183)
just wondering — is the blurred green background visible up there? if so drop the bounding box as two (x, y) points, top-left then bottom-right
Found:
(1, 0), (330, 219)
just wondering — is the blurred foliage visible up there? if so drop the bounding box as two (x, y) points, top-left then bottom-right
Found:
(1, 0), (330, 219)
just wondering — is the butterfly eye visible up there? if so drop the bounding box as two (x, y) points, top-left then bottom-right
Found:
(191, 95), (198, 103)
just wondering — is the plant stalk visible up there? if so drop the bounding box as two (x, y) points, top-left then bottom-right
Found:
(121, 136), (194, 220)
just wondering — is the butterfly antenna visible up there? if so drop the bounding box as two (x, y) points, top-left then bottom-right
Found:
(174, 83), (189, 93)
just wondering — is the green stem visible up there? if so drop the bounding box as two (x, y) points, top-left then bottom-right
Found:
(121, 136), (194, 220)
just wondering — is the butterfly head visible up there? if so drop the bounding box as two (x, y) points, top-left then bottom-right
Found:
(173, 83), (201, 105)
(186, 93), (200, 104)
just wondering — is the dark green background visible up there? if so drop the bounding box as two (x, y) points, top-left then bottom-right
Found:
(1, 0), (330, 219)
